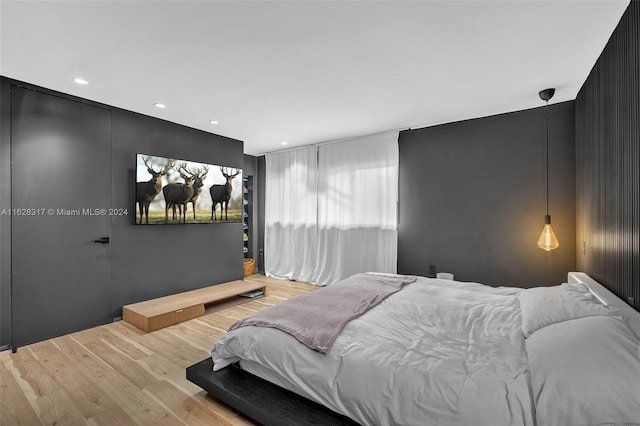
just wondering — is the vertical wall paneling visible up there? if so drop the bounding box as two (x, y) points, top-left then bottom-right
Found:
(576, 1), (639, 310)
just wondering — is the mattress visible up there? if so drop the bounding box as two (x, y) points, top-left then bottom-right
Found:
(212, 273), (640, 426)
(213, 277), (534, 426)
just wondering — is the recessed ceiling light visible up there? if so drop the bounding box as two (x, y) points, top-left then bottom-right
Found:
(209, 120), (219, 125)
(154, 103), (166, 109)
(282, 141), (288, 145)
(74, 77), (88, 85)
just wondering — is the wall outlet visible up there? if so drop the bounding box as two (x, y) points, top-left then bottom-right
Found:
(259, 248), (264, 256)
(628, 296), (634, 306)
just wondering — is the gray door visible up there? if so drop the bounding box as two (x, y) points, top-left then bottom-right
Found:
(11, 86), (112, 347)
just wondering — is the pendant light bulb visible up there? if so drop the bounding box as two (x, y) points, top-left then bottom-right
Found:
(537, 215), (559, 251)
(537, 88), (559, 251)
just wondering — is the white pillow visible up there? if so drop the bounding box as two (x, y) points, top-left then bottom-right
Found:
(519, 284), (616, 337)
(526, 316), (640, 426)
(558, 282), (590, 292)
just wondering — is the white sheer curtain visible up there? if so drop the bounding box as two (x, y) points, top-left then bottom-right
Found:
(264, 146), (318, 283)
(314, 132), (398, 284)
(265, 131), (398, 285)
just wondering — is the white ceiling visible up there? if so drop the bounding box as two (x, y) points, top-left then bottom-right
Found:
(0, 1), (629, 155)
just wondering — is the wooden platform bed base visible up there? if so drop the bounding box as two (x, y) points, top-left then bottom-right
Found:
(186, 358), (358, 426)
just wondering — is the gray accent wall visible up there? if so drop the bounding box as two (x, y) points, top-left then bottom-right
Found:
(575, 1), (639, 310)
(0, 78), (244, 347)
(110, 109), (244, 318)
(398, 102), (576, 287)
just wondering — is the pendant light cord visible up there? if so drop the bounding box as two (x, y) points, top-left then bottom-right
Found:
(545, 99), (549, 216)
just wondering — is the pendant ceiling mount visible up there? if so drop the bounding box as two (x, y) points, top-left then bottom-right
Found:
(538, 88), (556, 102)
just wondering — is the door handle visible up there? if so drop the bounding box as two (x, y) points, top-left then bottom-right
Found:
(93, 237), (110, 244)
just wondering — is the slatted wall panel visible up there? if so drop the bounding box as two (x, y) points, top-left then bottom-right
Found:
(575, 0), (639, 311)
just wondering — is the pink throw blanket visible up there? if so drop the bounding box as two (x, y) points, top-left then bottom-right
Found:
(229, 273), (416, 354)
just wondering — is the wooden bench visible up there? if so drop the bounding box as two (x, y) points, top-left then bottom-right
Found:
(123, 280), (266, 332)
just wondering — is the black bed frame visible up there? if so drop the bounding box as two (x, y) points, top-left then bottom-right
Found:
(186, 358), (359, 426)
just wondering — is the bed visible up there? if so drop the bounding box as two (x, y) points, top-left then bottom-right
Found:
(187, 272), (640, 426)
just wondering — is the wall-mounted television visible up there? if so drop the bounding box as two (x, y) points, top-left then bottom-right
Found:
(135, 153), (242, 225)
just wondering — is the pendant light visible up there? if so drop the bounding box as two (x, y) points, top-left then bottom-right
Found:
(537, 88), (559, 251)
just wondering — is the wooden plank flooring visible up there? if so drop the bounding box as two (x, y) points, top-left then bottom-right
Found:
(0, 275), (317, 426)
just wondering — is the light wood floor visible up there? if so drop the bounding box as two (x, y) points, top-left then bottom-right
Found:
(0, 275), (317, 426)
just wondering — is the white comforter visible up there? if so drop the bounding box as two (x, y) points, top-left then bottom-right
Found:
(212, 277), (534, 426)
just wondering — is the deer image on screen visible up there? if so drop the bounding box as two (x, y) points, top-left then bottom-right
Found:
(210, 167), (240, 221)
(163, 163), (195, 224)
(168, 165), (194, 221)
(174, 165), (209, 221)
(182, 165), (209, 221)
(136, 157), (173, 224)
